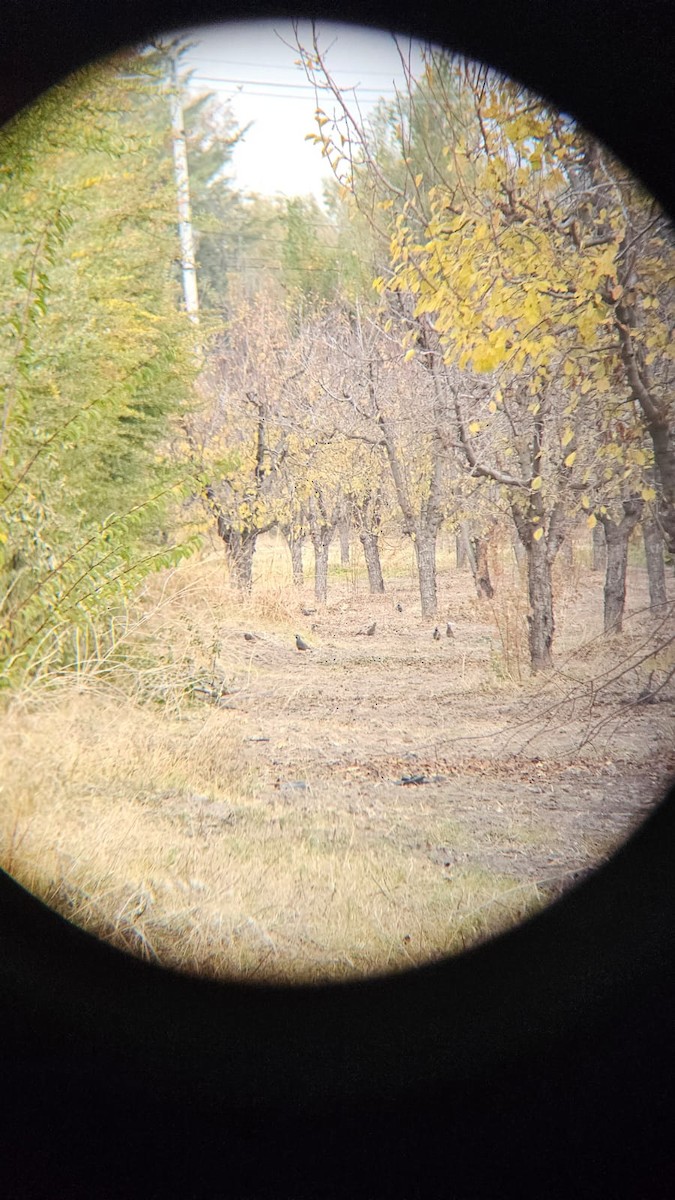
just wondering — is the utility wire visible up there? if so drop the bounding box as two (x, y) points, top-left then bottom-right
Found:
(186, 56), (406, 77)
(188, 73), (398, 93)
(187, 75), (400, 100)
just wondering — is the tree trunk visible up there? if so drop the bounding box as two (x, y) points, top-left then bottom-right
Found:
(461, 522), (495, 599)
(313, 539), (330, 604)
(642, 516), (667, 610)
(338, 518), (351, 568)
(471, 536), (495, 599)
(455, 532), (467, 569)
(220, 528), (257, 594)
(526, 535), (555, 671)
(281, 527), (304, 587)
(359, 530), (385, 594)
(591, 521), (607, 571)
(601, 501), (643, 633)
(414, 529), (438, 618)
(649, 419), (675, 556)
(513, 533), (526, 567)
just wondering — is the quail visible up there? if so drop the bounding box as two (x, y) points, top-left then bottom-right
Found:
(295, 633), (311, 651)
(446, 622), (454, 638)
(366, 622), (376, 636)
(432, 626), (441, 641)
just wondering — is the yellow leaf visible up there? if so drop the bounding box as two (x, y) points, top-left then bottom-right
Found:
(469, 420), (481, 435)
(587, 514), (597, 529)
(488, 401), (497, 414)
(564, 451), (577, 468)
(404, 348), (416, 362)
(641, 486), (657, 502)
(531, 476), (542, 491)
(414, 173), (423, 187)
(581, 495), (590, 509)
(562, 428), (574, 447)
(533, 526), (544, 541)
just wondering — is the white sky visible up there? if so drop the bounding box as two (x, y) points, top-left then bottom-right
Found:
(182, 20), (424, 204)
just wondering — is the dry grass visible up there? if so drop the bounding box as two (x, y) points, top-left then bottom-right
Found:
(0, 679), (542, 983)
(1, 528), (670, 984)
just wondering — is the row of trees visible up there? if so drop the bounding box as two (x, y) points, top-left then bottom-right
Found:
(192, 30), (673, 671)
(1, 35), (672, 681)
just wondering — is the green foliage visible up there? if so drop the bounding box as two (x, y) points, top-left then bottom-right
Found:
(0, 51), (201, 684)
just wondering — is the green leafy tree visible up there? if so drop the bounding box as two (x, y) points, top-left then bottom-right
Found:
(0, 51), (199, 683)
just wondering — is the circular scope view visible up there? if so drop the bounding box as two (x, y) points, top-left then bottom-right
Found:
(1, 21), (673, 983)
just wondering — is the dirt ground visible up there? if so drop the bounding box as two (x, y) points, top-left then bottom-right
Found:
(207, 548), (675, 904)
(3, 538), (674, 981)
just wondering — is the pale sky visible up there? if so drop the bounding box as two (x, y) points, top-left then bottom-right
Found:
(182, 20), (424, 204)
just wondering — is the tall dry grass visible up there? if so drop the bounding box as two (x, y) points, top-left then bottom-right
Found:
(0, 546), (545, 983)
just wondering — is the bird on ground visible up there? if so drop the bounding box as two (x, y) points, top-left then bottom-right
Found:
(301, 606), (316, 616)
(366, 622), (376, 636)
(433, 627), (441, 641)
(446, 622), (454, 638)
(295, 634), (311, 651)
(396, 602), (403, 613)
(243, 632), (258, 642)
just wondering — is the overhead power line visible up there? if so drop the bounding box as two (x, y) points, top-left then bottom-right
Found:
(186, 56), (408, 77)
(188, 73), (400, 96)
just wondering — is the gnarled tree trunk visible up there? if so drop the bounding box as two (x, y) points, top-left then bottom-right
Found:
(471, 535), (495, 599)
(642, 514), (667, 610)
(526, 533), (555, 672)
(313, 538), (330, 604)
(308, 492), (337, 606)
(338, 517), (351, 568)
(461, 522), (495, 599)
(281, 526), (305, 587)
(591, 521), (607, 572)
(359, 530), (385, 594)
(512, 532), (526, 567)
(600, 499), (643, 633)
(353, 492), (385, 596)
(414, 529), (438, 619)
(511, 501), (565, 673)
(455, 531), (467, 569)
(218, 524), (257, 594)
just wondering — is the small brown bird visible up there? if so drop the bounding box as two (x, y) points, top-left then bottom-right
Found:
(433, 627), (441, 641)
(366, 622), (376, 636)
(301, 606), (316, 616)
(446, 622), (454, 638)
(243, 632), (258, 642)
(295, 633), (311, 651)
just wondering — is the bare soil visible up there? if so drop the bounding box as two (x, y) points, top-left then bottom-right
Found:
(209, 556), (675, 904)
(3, 541), (673, 981)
